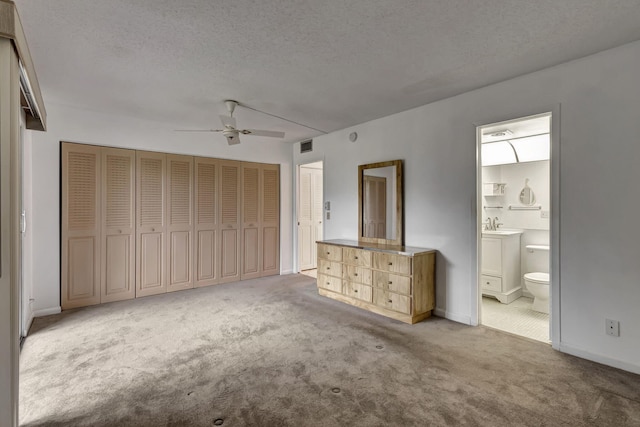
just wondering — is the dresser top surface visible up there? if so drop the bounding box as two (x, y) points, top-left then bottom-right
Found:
(317, 239), (436, 256)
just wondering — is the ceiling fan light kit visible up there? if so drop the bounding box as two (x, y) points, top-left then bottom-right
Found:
(176, 100), (285, 145)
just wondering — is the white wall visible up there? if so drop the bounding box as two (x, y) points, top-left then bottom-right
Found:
(293, 40), (640, 373)
(482, 160), (550, 230)
(28, 103), (294, 315)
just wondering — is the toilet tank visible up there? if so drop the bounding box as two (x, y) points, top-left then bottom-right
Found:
(525, 245), (549, 274)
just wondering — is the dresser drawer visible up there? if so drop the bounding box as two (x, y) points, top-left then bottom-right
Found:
(344, 282), (373, 302)
(372, 252), (412, 275)
(373, 289), (411, 314)
(318, 243), (342, 262)
(372, 271), (411, 295)
(317, 273), (342, 293)
(318, 259), (342, 278)
(481, 275), (502, 292)
(343, 247), (372, 267)
(342, 265), (372, 285)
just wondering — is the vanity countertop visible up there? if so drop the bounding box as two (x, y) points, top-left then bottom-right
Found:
(481, 229), (524, 237)
(317, 239), (436, 256)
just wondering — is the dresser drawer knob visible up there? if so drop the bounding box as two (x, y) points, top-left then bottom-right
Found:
(354, 289), (358, 293)
(388, 299), (393, 303)
(354, 273), (358, 276)
(326, 282), (330, 285)
(355, 256), (358, 259)
(486, 281), (490, 285)
(326, 267), (330, 270)
(326, 252), (330, 255)
(388, 262), (393, 266)
(388, 281), (392, 284)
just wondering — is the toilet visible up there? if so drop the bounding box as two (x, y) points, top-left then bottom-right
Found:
(523, 245), (550, 314)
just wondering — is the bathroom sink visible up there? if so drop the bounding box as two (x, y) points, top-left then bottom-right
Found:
(482, 229), (524, 236)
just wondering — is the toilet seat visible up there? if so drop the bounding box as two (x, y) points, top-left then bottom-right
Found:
(524, 272), (549, 284)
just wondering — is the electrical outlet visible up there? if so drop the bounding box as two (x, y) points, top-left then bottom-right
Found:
(606, 319), (620, 337)
(541, 210), (550, 219)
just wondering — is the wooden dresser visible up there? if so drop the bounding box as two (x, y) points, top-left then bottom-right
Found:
(316, 239), (436, 324)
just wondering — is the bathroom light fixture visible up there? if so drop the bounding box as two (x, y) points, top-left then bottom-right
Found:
(485, 129), (513, 138)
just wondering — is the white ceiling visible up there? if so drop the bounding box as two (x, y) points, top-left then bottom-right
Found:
(14, 0), (640, 143)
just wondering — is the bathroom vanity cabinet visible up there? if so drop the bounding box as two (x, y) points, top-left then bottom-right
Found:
(481, 231), (522, 304)
(316, 239), (436, 324)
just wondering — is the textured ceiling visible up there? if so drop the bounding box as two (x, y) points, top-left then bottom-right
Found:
(13, 0), (640, 143)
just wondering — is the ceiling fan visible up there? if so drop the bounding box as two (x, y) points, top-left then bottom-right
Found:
(176, 100), (285, 145)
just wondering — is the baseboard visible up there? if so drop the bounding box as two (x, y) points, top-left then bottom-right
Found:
(22, 311), (34, 337)
(33, 306), (62, 317)
(559, 342), (640, 375)
(433, 307), (472, 325)
(281, 269), (293, 275)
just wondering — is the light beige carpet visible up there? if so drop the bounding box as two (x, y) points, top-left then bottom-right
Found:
(20, 274), (640, 426)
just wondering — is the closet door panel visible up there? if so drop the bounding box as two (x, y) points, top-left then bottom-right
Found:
(62, 143), (101, 309)
(221, 228), (239, 279)
(219, 161), (241, 283)
(101, 147), (135, 303)
(194, 158), (218, 287)
(197, 230), (216, 282)
(136, 151), (166, 297)
(241, 164), (260, 279)
(261, 165), (280, 277)
(166, 155), (193, 292)
(262, 226), (278, 273)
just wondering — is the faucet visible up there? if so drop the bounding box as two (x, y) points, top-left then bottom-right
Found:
(485, 217), (503, 231)
(485, 218), (493, 231)
(493, 217), (503, 230)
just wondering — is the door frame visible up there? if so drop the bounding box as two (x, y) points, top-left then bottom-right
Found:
(294, 159), (324, 273)
(474, 105), (561, 350)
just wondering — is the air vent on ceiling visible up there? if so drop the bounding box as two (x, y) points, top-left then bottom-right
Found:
(300, 139), (313, 153)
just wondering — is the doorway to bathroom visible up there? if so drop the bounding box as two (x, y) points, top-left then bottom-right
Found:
(297, 161), (323, 278)
(477, 112), (552, 343)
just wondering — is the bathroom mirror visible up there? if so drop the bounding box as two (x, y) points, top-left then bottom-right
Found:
(358, 160), (403, 246)
(519, 178), (536, 206)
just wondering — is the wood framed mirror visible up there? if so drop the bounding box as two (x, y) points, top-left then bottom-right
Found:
(358, 159), (403, 246)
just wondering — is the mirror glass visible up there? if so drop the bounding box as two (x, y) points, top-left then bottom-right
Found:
(359, 160), (403, 246)
(519, 178), (536, 205)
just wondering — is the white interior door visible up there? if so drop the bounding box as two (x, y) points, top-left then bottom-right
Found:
(298, 163), (323, 271)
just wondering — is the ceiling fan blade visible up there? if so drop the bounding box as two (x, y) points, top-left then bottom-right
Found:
(174, 129), (224, 132)
(219, 115), (236, 128)
(240, 129), (285, 138)
(225, 133), (241, 145)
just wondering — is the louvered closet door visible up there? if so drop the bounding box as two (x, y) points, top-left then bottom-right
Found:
(166, 154), (194, 292)
(219, 160), (241, 283)
(194, 158), (218, 287)
(136, 151), (167, 297)
(261, 164), (280, 277)
(101, 147), (135, 303)
(241, 163), (261, 280)
(62, 143), (101, 309)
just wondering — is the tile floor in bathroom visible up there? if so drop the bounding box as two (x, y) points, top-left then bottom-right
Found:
(482, 296), (550, 343)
